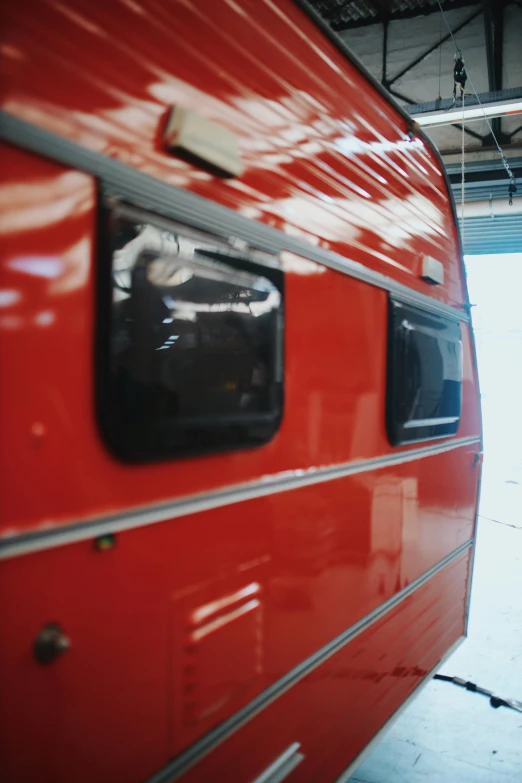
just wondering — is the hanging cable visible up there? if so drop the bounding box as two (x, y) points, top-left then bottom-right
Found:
(461, 92), (465, 250)
(437, 12), (442, 101)
(435, 0), (516, 203)
(434, 674), (522, 714)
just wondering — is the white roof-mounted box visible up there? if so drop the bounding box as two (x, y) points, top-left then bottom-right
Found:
(421, 256), (444, 285)
(164, 107), (243, 178)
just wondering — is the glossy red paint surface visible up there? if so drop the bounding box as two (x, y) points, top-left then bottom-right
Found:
(0, 2), (481, 781)
(0, 528), (470, 783)
(2, 0), (464, 307)
(0, 147), (479, 535)
(181, 549), (470, 783)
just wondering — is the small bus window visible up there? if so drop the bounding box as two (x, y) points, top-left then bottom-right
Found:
(97, 203), (284, 462)
(386, 299), (462, 445)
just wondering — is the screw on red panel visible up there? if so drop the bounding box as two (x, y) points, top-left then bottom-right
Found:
(33, 623), (71, 665)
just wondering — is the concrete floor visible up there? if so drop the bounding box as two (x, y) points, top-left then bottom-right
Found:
(348, 469), (522, 782)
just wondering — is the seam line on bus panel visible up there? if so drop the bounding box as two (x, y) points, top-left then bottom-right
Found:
(0, 436), (481, 559)
(464, 462), (483, 636)
(0, 111), (468, 325)
(144, 541), (472, 783)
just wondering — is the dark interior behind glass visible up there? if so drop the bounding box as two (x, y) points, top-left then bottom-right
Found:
(387, 298), (462, 445)
(97, 204), (284, 462)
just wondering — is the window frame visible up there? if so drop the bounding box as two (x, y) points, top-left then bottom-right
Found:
(95, 198), (285, 464)
(386, 297), (463, 446)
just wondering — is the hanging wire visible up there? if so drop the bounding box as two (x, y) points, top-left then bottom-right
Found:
(460, 93), (466, 253)
(437, 12), (442, 100)
(435, 0), (516, 188)
(461, 92), (465, 249)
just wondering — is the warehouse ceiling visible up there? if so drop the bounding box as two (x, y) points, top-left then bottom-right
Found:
(312, 0), (482, 28)
(308, 0), (522, 252)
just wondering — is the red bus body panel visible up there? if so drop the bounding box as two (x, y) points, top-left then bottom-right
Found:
(0, 2), (481, 782)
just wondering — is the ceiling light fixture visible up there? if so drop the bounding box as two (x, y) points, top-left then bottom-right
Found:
(412, 99), (522, 127)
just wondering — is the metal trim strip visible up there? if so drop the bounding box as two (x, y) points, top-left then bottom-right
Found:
(252, 743), (304, 783)
(145, 543), (472, 783)
(0, 111), (467, 325)
(334, 635), (466, 783)
(403, 416), (460, 429)
(464, 460), (483, 636)
(0, 436), (480, 560)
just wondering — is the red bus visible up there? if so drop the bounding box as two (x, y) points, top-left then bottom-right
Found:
(0, 1), (481, 781)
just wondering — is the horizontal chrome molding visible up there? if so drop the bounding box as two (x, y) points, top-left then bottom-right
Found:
(0, 111), (467, 325)
(145, 542), (472, 783)
(0, 436), (480, 560)
(252, 743), (304, 783)
(334, 635), (466, 783)
(404, 415), (459, 429)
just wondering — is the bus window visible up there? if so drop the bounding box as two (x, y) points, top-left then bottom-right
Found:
(97, 203), (284, 462)
(387, 299), (462, 445)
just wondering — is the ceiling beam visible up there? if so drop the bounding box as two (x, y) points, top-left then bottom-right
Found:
(443, 151), (522, 170)
(447, 164), (522, 187)
(482, 0), (507, 144)
(388, 88), (415, 104)
(411, 96), (522, 126)
(388, 8), (482, 86)
(404, 86), (522, 115)
(388, 87), (486, 142)
(381, 18), (389, 86)
(508, 123), (522, 139)
(452, 122), (488, 142)
(331, 0), (481, 30)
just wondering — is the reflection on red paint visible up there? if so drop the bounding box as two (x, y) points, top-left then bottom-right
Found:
(0, 2), (480, 782)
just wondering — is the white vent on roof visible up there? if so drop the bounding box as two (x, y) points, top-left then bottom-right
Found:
(421, 256), (444, 285)
(164, 107), (243, 178)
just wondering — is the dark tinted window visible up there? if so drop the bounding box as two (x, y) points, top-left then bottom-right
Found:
(97, 204), (284, 462)
(387, 299), (462, 445)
